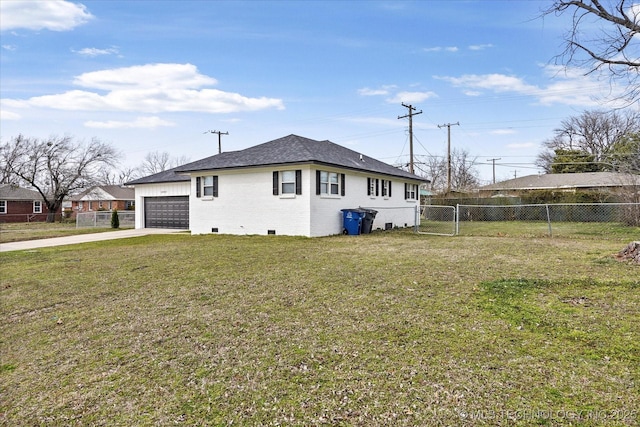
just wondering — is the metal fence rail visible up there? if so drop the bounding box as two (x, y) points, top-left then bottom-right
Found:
(76, 211), (135, 228)
(456, 203), (640, 237)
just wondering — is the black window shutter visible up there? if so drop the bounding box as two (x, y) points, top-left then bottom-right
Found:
(367, 178), (371, 196)
(404, 183), (408, 199)
(295, 170), (302, 195)
(273, 171), (279, 195)
(375, 179), (379, 196)
(212, 176), (219, 197)
(196, 177), (201, 198)
(341, 174), (345, 196)
(316, 170), (321, 195)
(389, 181), (392, 197)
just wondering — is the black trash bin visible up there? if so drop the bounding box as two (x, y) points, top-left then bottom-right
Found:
(360, 208), (378, 234)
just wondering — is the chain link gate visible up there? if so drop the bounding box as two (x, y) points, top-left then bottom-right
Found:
(417, 205), (456, 236)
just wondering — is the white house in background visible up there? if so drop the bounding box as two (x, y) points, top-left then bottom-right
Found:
(126, 135), (428, 237)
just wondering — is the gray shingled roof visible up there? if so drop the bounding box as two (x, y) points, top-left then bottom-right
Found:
(183, 134), (424, 177)
(128, 135), (427, 185)
(0, 184), (43, 200)
(126, 166), (190, 185)
(479, 172), (634, 191)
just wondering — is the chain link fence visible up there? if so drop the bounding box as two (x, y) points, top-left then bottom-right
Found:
(76, 211), (135, 229)
(456, 203), (640, 237)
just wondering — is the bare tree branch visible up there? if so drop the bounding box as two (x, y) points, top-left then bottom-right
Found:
(544, 0), (640, 103)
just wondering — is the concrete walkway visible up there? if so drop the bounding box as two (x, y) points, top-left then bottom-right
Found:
(0, 228), (185, 252)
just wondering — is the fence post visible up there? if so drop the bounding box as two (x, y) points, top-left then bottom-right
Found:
(414, 205), (419, 233)
(545, 204), (552, 237)
(456, 204), (460, 235)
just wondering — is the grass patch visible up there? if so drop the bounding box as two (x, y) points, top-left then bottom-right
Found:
(1, 232), (638, 425)
(0, 222), (116, 243)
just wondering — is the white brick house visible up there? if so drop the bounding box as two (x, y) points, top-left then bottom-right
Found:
(127, 135), (428, 237)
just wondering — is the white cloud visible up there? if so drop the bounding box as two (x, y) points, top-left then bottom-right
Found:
(358, 85), (396, 96)
(2, 44), (17, 51)
(85, 116), (175, 129)
(436, 65), (623, 107)
(3, 63), (285, 114)
(424, 46), (458, 53)
(0, 0), (93, 32)
(491, 129), (516, 135)
(438, 73), (539, 94)
(387, 91), (438, 104)
(74, 47), (119, 57)
(468, 44), (493, 51)
(0, 109), (21, 120)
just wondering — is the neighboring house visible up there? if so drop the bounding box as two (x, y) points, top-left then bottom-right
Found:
(0, 184), (59, 223)
(478, 172), (637, 197)
(127, 134), (429, 237)
(71, 185), (135, 218)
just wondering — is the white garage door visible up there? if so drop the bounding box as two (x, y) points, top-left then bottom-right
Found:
(144, 196), (189, 229)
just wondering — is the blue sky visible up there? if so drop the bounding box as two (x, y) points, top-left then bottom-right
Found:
(0, 0), (632, 183)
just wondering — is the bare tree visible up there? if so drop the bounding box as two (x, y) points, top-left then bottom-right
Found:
(138, 151), (191, 176)
(543, 0), (640, 103)
(536, 109), (640, 172)
(415, 148), (480, 194)
(98, 166), (139, 185)
(0, 135), (120, 222)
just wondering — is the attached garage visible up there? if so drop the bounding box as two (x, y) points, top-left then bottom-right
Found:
(144, 196), (189, 229)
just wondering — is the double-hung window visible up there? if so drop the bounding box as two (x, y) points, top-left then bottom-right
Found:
(33, 200), (42, 213)
(367, 178), (379, 197)
(381, 180), (392, 198)
(196, 176), (219, 198)
(316, 171), (345, 196)
(0, 200), (6, 214)
(273, 170), (302, 196)
(404, 183), (418, 200)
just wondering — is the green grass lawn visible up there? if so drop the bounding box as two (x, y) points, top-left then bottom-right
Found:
(1, 231), (638, 426)
(0, 221), (116, 244)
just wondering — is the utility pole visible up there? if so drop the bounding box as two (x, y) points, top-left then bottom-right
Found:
(398, 103), (422, 174)
(488, 158), (501, 184)
(204, 130), (229, 154)
(437, 121), (459, 194)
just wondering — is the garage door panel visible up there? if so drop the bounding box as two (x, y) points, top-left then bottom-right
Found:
(144, 196), (189, 229)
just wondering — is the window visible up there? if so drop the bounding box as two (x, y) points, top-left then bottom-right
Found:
(78, 201), (83, 210)
(404, 183), (418, 200)
(367, 178), (379, 197)
(0, 200), (6, 214)
(381, 180), (392, 197)
(273, 170), (301, 196)
(99, 201), (104, 209)
(281, 170), (296, 194)
(33, 201), (42, 213)
(125, 200), (135, 210)
(315, 171), (345, 196)
(196, 176), (218, 198)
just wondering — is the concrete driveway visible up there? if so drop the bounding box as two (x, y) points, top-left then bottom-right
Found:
(0, 228), (185, 252)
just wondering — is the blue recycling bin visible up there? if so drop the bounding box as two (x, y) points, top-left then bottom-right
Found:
(341, 208), (365, 235)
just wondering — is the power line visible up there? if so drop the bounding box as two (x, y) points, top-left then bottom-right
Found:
(437, 121), (459, 194)
(398, 103), (422, 174)
(204, 130), (229, 154)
